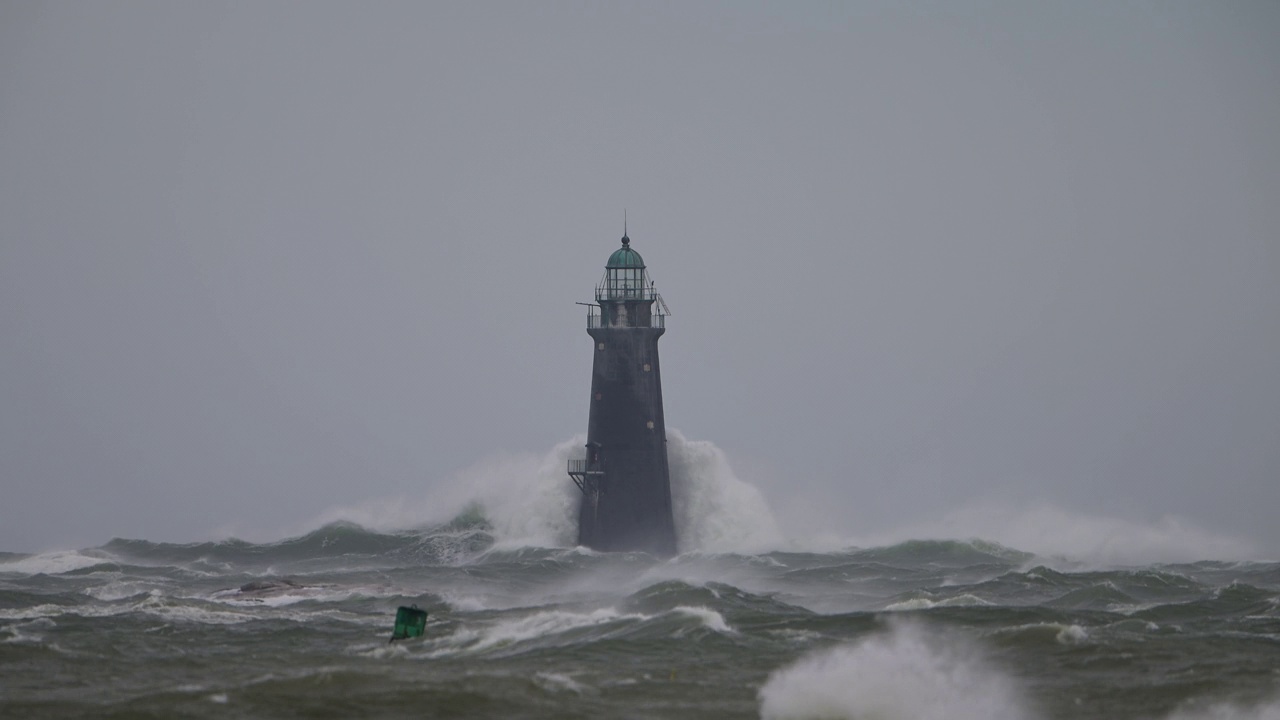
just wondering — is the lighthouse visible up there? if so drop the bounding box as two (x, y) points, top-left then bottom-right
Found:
(568, 231), (677, 556)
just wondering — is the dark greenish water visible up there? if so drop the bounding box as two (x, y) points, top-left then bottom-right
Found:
(2, 519), (1279, 719)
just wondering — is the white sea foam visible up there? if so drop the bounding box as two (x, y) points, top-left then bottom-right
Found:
(532, 672), (590, 695)
(217, 592), (320, 608)
(0, 594), (255, 625)
(992, 622), (1093, 647)
(439, 593), (490, 612)
(0, 550), (111, 576)
(1, 617), (55, 645)
(0, 602), (129, 621)
(758, 621), (1035, 720)
(1056, 624), (1089, 644)
(883, 597), (937, 612)
(135, 596), (254, 625)
(671, 605), (734, 633)
(85, 579), (172, 602)
(884, 594), (993, 611)
(766, 628), (824, 645)
(426, 607), (646, 657)
(207, 583), (370, 608)
(355, 642), (413, 659)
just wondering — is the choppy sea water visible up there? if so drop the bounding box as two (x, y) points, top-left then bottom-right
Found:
(3, 518), (1279, 719)
(4, 435), (1279, 718)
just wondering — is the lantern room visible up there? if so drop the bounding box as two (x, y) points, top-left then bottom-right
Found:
(598, 235), (650, 301)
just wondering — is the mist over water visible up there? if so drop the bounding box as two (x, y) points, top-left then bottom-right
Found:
(4, 434), (1279, 719)
(304, 431), (1256, 569)
(874, 502), (1263, 568)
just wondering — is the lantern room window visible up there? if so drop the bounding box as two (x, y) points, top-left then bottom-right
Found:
(609, 266), (643, 298)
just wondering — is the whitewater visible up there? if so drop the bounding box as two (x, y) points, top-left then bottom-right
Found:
(3, 433), (1279, 719)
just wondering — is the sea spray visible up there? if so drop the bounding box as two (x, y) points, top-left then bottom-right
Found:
(308, 431), (784, 555)
(472, 439), (582, 549)
(423, 431), (785, 553)
(301, 439), (583, 549)
(758, 620), (1036, 720)
(480, 430), (785, 554)
(667, 430), (784, 554)
(851, 502), (1259, 568)
(316, 432), (1246, 565)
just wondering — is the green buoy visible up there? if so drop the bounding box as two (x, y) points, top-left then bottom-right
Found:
(390, 605), (428, 642)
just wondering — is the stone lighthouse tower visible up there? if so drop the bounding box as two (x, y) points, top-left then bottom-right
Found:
(568, 231), (677, 556)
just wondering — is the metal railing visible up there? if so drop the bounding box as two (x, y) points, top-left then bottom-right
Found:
(567, 458), (605, 496)
(595, 284), (660, 302)
(586, 312), (665, 329)
(567, 458), (604, 475)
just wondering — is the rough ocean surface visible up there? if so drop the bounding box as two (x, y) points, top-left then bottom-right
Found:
(3, 436), (1279, 719)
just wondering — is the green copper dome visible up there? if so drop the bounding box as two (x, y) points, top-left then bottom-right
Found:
(606, 236), (645, 269)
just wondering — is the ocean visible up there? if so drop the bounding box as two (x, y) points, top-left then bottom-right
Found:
(3, 436), (1278, 719)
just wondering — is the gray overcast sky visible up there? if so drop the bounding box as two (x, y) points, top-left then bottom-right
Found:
(2, 2), (1277, 556)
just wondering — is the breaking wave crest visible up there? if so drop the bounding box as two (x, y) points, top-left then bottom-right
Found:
(667, 430), (783, 553)
(759, 620), (1035, 720)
